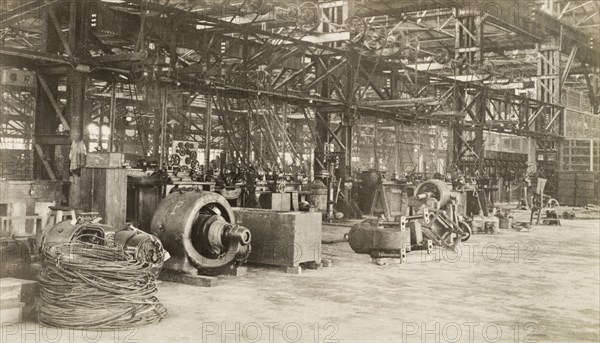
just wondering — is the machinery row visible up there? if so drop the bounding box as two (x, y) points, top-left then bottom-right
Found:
(35, 151), (500, 281)
(4, 145), (559, 290)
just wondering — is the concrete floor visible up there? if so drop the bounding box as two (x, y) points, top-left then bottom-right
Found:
(2, 209), (599, 343)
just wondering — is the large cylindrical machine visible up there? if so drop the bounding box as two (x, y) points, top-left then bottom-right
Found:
(150, 190), (251, 276)
(414, 179), (452, 208)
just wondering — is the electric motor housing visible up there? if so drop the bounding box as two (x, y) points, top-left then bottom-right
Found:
(414, 179), (452, 208)
(40, 221), (108, 248)
(150, 190), (251, 276)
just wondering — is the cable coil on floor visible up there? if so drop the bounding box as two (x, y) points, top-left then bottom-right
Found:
(37, 234), (167, 329)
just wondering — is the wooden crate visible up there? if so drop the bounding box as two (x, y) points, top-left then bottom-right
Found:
(0, 301), (24, 324)
(233, 208), (322, 268)
(85, 152), (124, 168)
(561, 139), (599, 171)
(576, 197), (597, 207)
(126, 177), (162, 232)
(557, 173), (576, 181)
(578, 174), (596, 182)
(79, 168), (127, 229)
(576, 188), (596, 198)
(556, 171), (600, 206)
(257, 192), (295, 211)
(0, 277), (38, 323)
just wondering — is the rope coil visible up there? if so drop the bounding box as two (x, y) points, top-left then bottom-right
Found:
(38, 240), (167, 329)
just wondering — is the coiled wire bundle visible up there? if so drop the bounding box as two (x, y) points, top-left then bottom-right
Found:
(38, 237), (167, 329)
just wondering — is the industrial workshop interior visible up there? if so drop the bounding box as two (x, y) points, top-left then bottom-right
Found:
(0, 0), (599, 342)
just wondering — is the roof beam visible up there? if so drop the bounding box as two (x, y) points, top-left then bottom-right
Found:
(47, 3), (72, 56)
(354, 0), (600, 67)
(0, 0), (61, 29)
(559, 1), (592, 18)
(576, 11), (599, 26)
(0, 46), (70, 64)
(37, 74), (70, 130)
(123, 0), (346, 56)
(557, 1), (572, 18)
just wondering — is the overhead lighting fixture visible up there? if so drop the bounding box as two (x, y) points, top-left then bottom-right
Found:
(101, 0), (125, 3)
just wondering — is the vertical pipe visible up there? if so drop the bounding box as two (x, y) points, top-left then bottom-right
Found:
(373, 121), (379, 170)
(282, 103), (287, 173)
(108, 80), (116, 152)
(314, 57), (330, 179)
(247, 106), (252, 164)
(475, 90), (487, 175)
(66, 0), (89, 205)
(591, 139), (594, 172)
(205, 94), (212, 172)
(159, 88), (167, 169)
(98, 105), (104, 150)
(394, 125), (400, 176)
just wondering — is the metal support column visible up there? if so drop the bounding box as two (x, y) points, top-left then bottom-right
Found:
(108, 80), (116, 152)
(314, 56), (331, 179)
(454, 13), (483, 74)
(454, 13), (485, 175)
(159, 88), (168, 169)
(67, 0), (89, 206)
(205, 94), (212, 171)
(535, 38), (561, 184)
(475, 89), (487, 175)
(340, 52), (358, 179)
(34, 5), (61, 181)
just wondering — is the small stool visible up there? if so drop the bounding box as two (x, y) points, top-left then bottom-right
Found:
(78, 212), (101, 223)
(44, 206), (77, 229)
